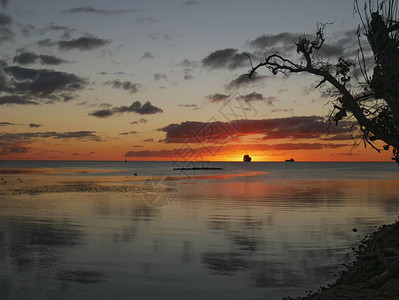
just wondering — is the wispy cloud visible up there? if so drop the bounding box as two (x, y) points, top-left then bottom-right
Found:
(64, 6), (138, 16)
(105, 80), (142, 93)
(89, 101), (163, 118)
(13, 51), (69, 65)
(202, 48), (249, 70)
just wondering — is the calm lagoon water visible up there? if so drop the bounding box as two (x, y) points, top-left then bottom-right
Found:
(0, 161), (398, 299)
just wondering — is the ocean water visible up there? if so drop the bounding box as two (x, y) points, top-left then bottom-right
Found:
(0, 161), (398, 299)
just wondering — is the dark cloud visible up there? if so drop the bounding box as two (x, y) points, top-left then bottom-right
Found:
(119, 131), (137, 135)
(0, 131), (101, 142)
(130, 118), (147, 125)
(0, 95), (38, 105)
(224, 72), (267, 90)
(0, 121), (15, 126)
(13, 52), (69, 65)
(39, 55), (69, 65)
(141, 52), (154, 60)
(64, 6), (137, 16)
(249, 32), (302, 50)
(89, 101), (163, 118)
(1, 0), (9, 9)
(105, 80), (142, 93)
(4, 65), (39, 79)
(202, 48), (248, 70)
(206, 93), (230, 103)
(29, 123), (42, 128)
(1, 65), (87, 102)
(13, 52), (37, 65)
(236, 92), (276, 105)
(58, 36), (110, 51)
(5, 66), (86, 95)
(249, 29), (359, 59)
(0, 12), (12, 26)
(159, 116), (352, 144)
(236, 92), (264, 102)
(89, 109), (113, 118)
(142, 138), (154, 142)
(154, 73), (167, 81)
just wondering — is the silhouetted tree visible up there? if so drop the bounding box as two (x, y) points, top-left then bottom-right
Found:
(248, 0), (399, 164)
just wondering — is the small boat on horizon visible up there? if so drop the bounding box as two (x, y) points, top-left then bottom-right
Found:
(285, 158), (295, 162)
(243, 155), (252, 162)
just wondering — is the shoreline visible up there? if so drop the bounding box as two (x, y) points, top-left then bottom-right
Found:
(286, 218), (399, 299)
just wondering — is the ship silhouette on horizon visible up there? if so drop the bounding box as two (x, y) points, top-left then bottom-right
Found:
(243, 155), (252, 162)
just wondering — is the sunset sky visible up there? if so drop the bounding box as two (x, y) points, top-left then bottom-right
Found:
(0, 0), (393, 162)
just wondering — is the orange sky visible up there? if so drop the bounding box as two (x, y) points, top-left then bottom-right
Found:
(0, 1), (394, 162)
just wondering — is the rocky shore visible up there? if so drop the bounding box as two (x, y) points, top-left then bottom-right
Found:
(287, 218), (399, 299)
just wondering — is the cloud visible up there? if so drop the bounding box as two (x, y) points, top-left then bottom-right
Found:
(141, 52), (154, 60)
(236, 92), (276, 105)
(58, 36), (110, 51)
(89, 101), (163, 118)
(0, 12), (12, 26)
(13, 51), (69, 65)
(0, 27), (13, 43)
(206, 93), (230, 103)
(39, 55), (69, 65)
(119, 131), (137, 135)
(248, 29), (359, 59)
(0, 95), (39, 105)
(105, 80), (142, 93)
(0, 142), (30, 156)
(64, 6), (138, 16)
(1, 64), (87, 102)
(179, 59), (199, 68)
(130, 118), (147, 125)
(46, 23), (76, 39)
(1, 0), (9, 9)
(249, 32), (302, 50)
(29, 123), (42, 128)
(4, 65), (87, 96)
(154, 73), (167, 81)
(225, 72), (267, 90)
(0, 121), (15, 126)
(159, 116), (352, 144)
(142, 138), (154, 142)
(88, 109), (113, 118)
(202, 48), (248, 70)
(0, 131), (101, 142)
